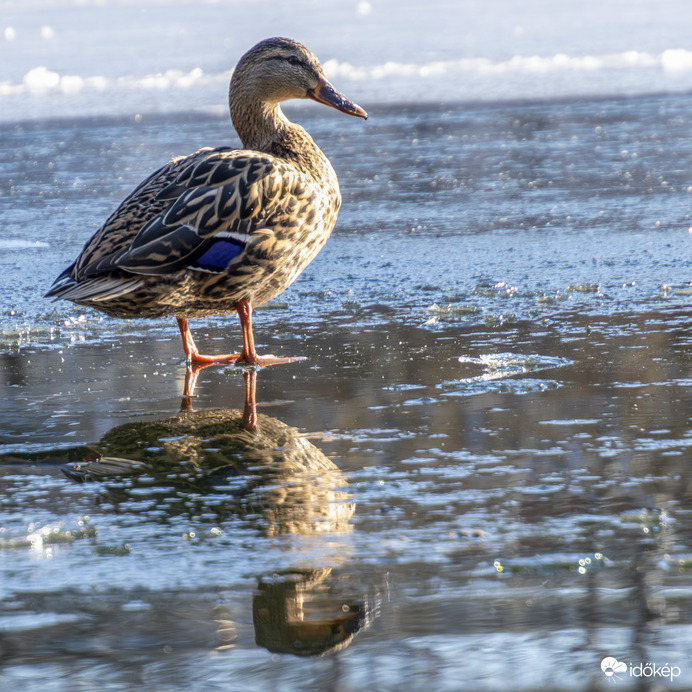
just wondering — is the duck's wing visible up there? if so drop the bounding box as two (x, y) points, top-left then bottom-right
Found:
(44, 148), (217, 299)
(46, 148), (309, 301)
(70, 149), (227, 278)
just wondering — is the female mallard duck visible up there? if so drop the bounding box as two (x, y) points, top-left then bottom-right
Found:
(46, 37), (367, 365)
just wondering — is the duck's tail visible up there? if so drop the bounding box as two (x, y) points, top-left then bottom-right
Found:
(44, 268), (144, 304)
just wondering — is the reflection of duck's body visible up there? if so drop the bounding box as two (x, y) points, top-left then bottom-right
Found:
(32, 372), (377, 657)
(62, 406), (353, 536)
(45, 37), (367, 366)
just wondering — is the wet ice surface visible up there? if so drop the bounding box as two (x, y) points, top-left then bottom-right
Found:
(1, 95), (692, 690)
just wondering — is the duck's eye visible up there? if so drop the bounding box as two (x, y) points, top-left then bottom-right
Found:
(286, 55), (301, 66)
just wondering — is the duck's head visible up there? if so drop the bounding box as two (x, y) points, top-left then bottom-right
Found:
(230, 37), (367, 120)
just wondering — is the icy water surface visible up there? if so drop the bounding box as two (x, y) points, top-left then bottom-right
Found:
(4, 0), (692, 120)
(1, 93), (692, 689)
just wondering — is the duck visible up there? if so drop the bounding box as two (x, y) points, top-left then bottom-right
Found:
(45, 37), (367, 366)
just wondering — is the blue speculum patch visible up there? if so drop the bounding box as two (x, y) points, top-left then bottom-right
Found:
(195, 238), (245, 271)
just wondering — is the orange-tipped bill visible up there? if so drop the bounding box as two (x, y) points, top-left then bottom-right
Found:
(308, 76), (367, 119)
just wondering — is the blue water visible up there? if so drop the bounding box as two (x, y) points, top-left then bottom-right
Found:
(2, 2), (692, 690)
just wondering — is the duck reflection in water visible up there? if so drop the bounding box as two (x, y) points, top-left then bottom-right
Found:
(61, 369), (378, 656)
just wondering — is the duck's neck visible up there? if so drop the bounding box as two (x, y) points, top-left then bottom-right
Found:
(230, 97), (330, 179)
(231, 97), (284, 150)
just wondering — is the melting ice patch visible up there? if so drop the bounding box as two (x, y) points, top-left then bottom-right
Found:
(323, 49), (692, 81)
(438, 352), (572, 397)
(456, 352), (572, 378)
(4, 48), (692, 116)
(0, 66), (220, 97)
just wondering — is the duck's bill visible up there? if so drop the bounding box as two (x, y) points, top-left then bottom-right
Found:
(307, 77), (367, 119)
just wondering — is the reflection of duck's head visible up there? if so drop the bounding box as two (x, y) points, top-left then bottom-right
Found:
(253, 568), (367, 657)
(62, 377), (353, 536)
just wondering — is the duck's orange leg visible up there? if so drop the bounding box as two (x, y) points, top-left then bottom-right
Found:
(235, 299), (305, 367)
(236, 299), (259, 363)
(177, 317), (240, 365)
(176, 300), (304, 368)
